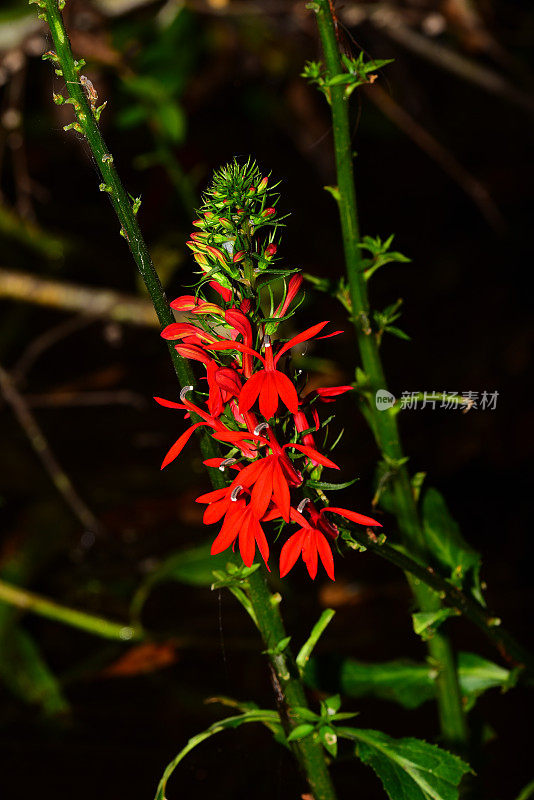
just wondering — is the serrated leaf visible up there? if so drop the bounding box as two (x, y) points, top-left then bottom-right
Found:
(413, 608), (460, 640)
(422, 488), (483, 603)
(340, 727), (471, 800)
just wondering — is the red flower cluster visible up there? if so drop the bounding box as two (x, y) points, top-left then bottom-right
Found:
(156, 165), (381, 580)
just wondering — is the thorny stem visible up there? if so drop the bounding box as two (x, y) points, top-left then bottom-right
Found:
(312, 0), (469, 746)
(35, 2), (337, 797)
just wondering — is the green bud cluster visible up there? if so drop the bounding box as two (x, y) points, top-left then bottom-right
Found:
(186, 158), (294, 293)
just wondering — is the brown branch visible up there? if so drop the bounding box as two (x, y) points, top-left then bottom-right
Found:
(365, 83), (505, 231)
(0, 267), (158, 327)
(0, 362), (103, 534)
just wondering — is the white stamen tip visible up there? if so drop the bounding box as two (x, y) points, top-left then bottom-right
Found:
(262, 335), (272, 349)
(219, 457), (237, 471)
(253, 422), (269, 436)
(297, 498), (311, 513)
(230, 485), (243, 501)
(180, 385), (194, 401)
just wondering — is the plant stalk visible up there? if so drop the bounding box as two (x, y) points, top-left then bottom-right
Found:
(312, 0), (468, 746)
(36, 1), (337, 795)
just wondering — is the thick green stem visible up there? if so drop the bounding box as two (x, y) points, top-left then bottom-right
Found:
(37, 2), (337, 795)
(313, 0), (468, 746)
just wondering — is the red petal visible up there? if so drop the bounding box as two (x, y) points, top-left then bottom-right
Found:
(325, 507), (382, 527)
(315, 531), (335, 581)
(279, 530), (306, 578)
(239, 371), (265, 414)
(196, 487), (228, 504)
(252, 515), (270, 566)
(251, 460), (274, 519)
(302, 531), (318, 580)
(288, 444), (340, 470)
(208, 340), (264, 364)
(238, 509), (256, 567)
(161, 422), (206, 469)
(272, 461), (290, 522)
(211, 512), (239, 555)
(274, 321), (329, 363)
(258, 373), (279, 420)
(273, 370), (299, 414)
(154, 396), (185, 409)
(203, 499), (229, 525)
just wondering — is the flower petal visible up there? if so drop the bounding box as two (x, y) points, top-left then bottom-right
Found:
(274, 321), (330, 363)
(258, 372), (279, 420)
(315, 531), (335, 581)
(288, 444), (340, 470)
(239, 371), (265, 414)
(273, 370), (299, 414)
(161, 422), (206, 469)
(326, 507), (382, 527)
(272, 461), (291, 522)
(279, 529), (306, 578)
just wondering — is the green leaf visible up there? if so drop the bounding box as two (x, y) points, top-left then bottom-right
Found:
(412, 608), (460, 640)
(287, 723), (316, 742)
(306, 477), (359, 491)
(296, 609), (335, 671)
(0, 626), (69, 716)
(305, 657), (435, 709)
(131, 543), (230, 622)
(422, 488), (483, 603)
(154, 709), (282, 800)
(305, 652), (515, 712)
(340, 727), (471, 800)
(319, 724), (338, 757)
(457, 652), (518, 711)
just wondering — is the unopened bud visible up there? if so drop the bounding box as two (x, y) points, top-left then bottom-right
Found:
(257, 177), (268, 193)
(233, 251), (245, 263)
(218, 217), (233, 230)
(262, 207), (276, 218)
(264, 243), (277, 258)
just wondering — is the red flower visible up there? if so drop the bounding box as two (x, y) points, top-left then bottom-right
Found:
(206, 487), (270, 568)
(279, 502), (381, 581)
(214, 426), (339, 522)
(208, 321), (333, 420)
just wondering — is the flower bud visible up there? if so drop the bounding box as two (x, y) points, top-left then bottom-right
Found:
(264, 243), (277, 259)
(257, 177), (268, 193)
(218, 217), (233, 231)
(233, 251), (246, 263)
(262, 207), (276, 218)
(206, 245), (227, 267)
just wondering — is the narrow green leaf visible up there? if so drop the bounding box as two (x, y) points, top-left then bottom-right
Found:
(307, 477), (359, 491)
(296, 609), (335, 670)
(340, 727), (471, 800)
(154, 710), (282, 800)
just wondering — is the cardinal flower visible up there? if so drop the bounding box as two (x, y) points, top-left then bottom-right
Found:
(206, 486), (270, 568)
(213, 425), (339, 522)
(208, 321), (336, 420)
(279, 501), (381, 581)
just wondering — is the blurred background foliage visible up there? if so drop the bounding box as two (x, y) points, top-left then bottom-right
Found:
(0, 0), (532, 798)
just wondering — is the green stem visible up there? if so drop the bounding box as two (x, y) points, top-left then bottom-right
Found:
(0, 578), (141, 641)
(312, 0), (468, 746)
(347, 531), (534, 674)
(37, 2), (337, 796)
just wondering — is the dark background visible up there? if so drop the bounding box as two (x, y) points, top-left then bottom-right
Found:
(0, 1), (532, 798)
